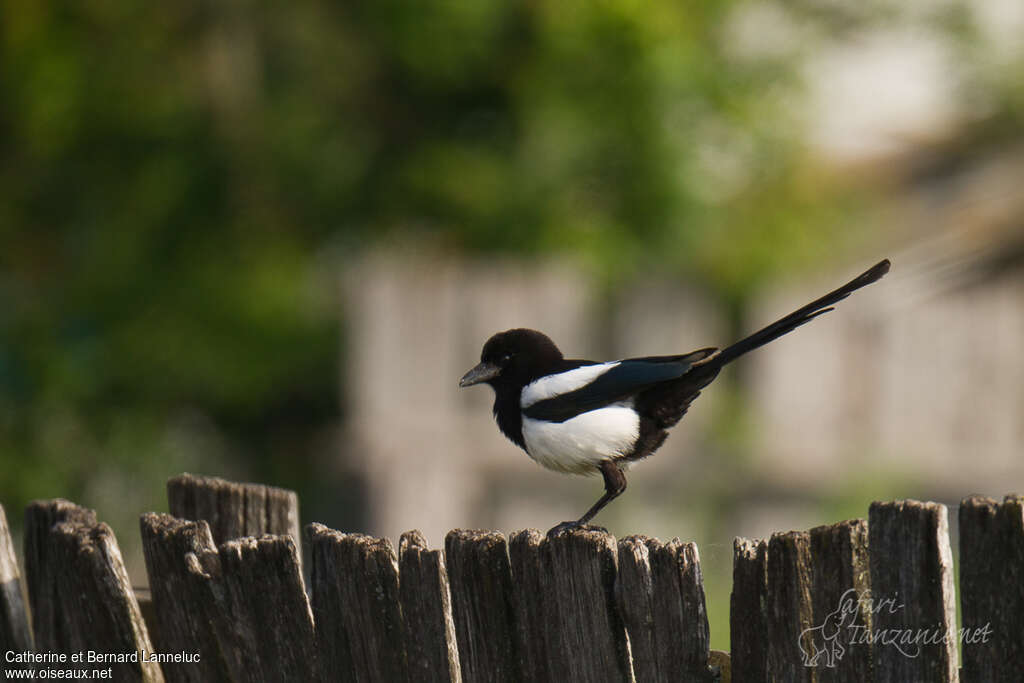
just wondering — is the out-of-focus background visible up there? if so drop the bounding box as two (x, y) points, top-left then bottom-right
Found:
(2, 0), (1023, 649)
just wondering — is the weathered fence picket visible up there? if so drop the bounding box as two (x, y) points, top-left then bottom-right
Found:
(24, 499), (162, 682)
(166, 473), (300, 551)
(616, 536), (712, 682)
(730, 536), (768, 681)
(958, 494), (1024, 682)
(541, 529), (631, 682)
(808, 519), (872, 683)
(444, 529), (521, 682)
(140, 509), (316, 682)
(0, 504), (32, 661)
(206, 535), (318, 681)
(399, 530), (461, 683)
(308, 524), (406, 682)
(869, 500), (958, 682)
(139, 513), (230, 682)
(2, 474), (1023, 683)
(507, 529), (550, 681)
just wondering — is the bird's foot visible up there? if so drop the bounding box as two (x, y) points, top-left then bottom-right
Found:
(545, 521), (608, 538)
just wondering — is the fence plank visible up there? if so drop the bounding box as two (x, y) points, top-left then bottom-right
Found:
(139, 513), (231, 682)
(958, 494), (1024, 682)
(869, 500), (958, 683)
(508, 530), (552, 683)
(731, 532), (816, 682)
(617, 536), (712, 682)
(1, 504), (32, 657)
(24, 499), (96, 650)
(731, 520), (872, 683)
(807, 519), (872, 683)
(399, 530), (461, 683)
(764, 531), (814, 682)
(24, 500), (163, 682)
(444, 529), (520, 683)
(541, 529), (632, 683)
(731, 537), (768, 682)
(307, 524), (406, 683)
(199, 535), (318, 682)
(166, 474), (300, 552)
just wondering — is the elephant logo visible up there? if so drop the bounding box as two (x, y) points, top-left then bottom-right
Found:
(799, 589), (861, 668)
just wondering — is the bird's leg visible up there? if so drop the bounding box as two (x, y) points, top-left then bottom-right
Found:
(546, 460), (627, 537)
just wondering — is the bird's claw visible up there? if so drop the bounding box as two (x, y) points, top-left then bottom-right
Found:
(546, 521), (609, 538)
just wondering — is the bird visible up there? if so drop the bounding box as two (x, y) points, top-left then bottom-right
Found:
(459, 259), (891, 537)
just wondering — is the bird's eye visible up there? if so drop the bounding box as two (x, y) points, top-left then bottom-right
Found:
(500, 353), (513, 364)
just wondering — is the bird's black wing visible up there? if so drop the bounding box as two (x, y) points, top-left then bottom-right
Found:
(523, 348), (716, 423)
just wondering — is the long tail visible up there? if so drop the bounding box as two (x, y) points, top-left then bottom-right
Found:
(707, 259), (890, 368)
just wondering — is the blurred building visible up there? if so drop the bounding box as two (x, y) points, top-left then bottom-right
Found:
(340, 134), (1024, 546)
(338, 4), (1024, 545)
(341, 251), (726, 545)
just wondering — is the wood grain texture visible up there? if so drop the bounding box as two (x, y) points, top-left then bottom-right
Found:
(508, 530), (551, 683)
(307, 523), (406, 683)
(764, 530), (813, 683)
(869, 500), (958, 683)
(732, 520), (873, 683)
(139, 513), (230, 682)
(198, 535), (318, 682)
(166, 473), (300, 553)
(541, 529), (632, 683)
(444, 530), (520, 683)
(24, 498), (96, 651)
(24, 500), (163, 682)
(958, 494), (1024, 683)
(616, 535), (712, 682)
(399, 530), (461, 683)
(807, 519), (872, 683)
(0, 504), (32, 658)
(731, 537), (768, 683)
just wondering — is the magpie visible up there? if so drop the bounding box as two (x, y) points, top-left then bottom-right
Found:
(460, 259), (890, 536)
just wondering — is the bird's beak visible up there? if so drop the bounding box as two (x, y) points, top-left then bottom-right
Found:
(459, 361), (500, 387)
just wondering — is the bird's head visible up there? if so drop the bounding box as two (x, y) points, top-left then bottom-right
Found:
(459, 328), (563, 389)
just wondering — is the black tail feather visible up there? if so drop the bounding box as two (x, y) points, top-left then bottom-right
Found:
(708, 259), (890, 368)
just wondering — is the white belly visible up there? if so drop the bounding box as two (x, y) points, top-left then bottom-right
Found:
(521, 402), (639, 475)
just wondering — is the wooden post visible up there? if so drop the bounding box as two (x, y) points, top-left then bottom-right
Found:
(541, 529), (632, 683)
(444, 530), (521, 683)
(400, 530), (462, 683)
(958, 494), (1024, 682)
(617, 535), (712, 682)
(731, 537), (768, 682)
(508, 530), (551, 683)
(869, 500), (958, 682)
(166, 474), (300, 552)
(142, 511), (316, 682)
(808, 519), (872, 683)
(307, 523), (406, 682)
(23, 498), (96, 649)
(1, 504), (32, 656)
(730, 532), (816, 682)
(24, 500), (163, 682)
(764, 531), (814, 682)
(139, 513), (231, 682)
(201, 535), (319, 681)
(731, 520), (872, 683)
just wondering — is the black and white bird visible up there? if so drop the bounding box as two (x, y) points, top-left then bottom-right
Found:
(459, 259), (890, 536)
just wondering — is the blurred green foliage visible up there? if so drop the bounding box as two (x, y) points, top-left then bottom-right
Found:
(2, 0), (1018, 533)
(0, 0), (822, 514)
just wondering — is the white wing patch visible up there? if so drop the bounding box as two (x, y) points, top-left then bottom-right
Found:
(521, 400), (639, 475)
(520, 362), (619, 409)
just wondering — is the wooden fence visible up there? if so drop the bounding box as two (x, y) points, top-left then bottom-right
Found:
(1, 474), (1022, 682)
